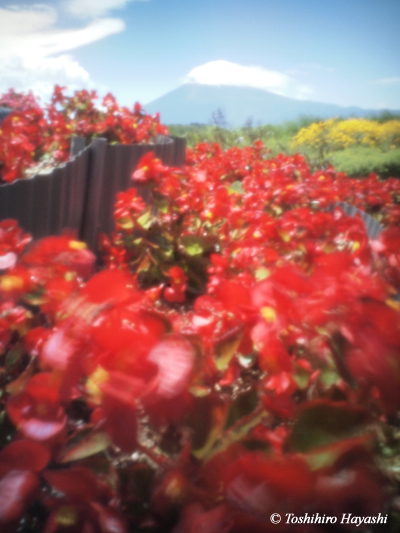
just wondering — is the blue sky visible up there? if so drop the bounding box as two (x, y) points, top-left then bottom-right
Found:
(0, 0), (399, 112)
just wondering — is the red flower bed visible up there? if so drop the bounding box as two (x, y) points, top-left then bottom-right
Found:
(0, 144), (400, 532)
(0, 86), (168, 183)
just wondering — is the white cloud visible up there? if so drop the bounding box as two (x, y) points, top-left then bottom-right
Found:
(370, 77), (400, 86)
(0, 9), (124, 60)
(66, 0), (148, 19)
(0, 54), (90, 102)
(0, 2), (129, 100)
(184, 60), (313, 100)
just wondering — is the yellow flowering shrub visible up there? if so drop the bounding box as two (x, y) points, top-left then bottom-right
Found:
(379, 120), (400, 148)
(291, 118), (336, 157)
(329, 119), (380, 149)
(292, 118), (400, 155)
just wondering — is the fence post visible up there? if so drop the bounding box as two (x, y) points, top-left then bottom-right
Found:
(172, 136), (187, 167)
(70, 136), (86, 158)
(80, 138), (107, 250)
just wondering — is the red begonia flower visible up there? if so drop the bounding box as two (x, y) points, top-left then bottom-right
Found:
(6, 375), (67, 443)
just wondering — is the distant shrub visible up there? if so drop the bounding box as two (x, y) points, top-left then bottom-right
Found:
(331, 146), (400, 178)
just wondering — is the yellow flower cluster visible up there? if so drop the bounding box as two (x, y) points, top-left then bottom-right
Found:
(329, 119), (379, 149)
(379, 120), (400, 148)
(292, 118), (400, 153)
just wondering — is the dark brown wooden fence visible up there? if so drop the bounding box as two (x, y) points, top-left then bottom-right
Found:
(0, 143), (91, 240)
(0, 136), (186, 249)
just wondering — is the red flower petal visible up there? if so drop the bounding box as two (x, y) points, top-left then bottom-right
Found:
(80, 269), (137, 305)
(0, 252), (17, 270)
(91, 502), (128, 533)
(223, 453), (314, 514)
(0, 470), (38, 523)
(174, 503), (231, 533)
(19, 415), (67, 442)
(43, 467), (99, 503)
(0, 440), (50, 474)
(102, 401), (138, 452)
(25, 373), (61, 404)
(146, 336), (195, 399)
(7, 392), (67, 442)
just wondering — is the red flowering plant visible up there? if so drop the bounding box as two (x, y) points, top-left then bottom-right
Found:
(1, 142), (400, 532)
(0, 86), (168, 183)
(0, 90), (48, 183)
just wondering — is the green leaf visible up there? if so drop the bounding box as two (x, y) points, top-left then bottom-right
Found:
(292, 363), (310, 389)
(23, 289), (46, 307)
(288, 400), (370, 453)
(304, 434), (375, 471)
(5, 345), (24, 368)
(179, 235), (206, 256)
(226, 181), (244, 195)
(59, 430), (111, 463)
(255, 267), (271, 281)
(137, 208), (154, 230)
(204, 407), (266, 462)
(225, 389), (259, 430)
(156, 199), (169, 214)
(214, 329), (242, 372)
(118, 216), (134, 230)
(6, 360), (35, 396)
(187, 395), (229, 460)
(189, 385), (212, 397)
(320, 367), (341, 388)
(136, 252), (153, 274)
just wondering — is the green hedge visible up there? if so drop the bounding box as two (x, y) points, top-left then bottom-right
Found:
(330, 146), (400, 178)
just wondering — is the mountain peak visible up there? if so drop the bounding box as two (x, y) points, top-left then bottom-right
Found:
(145, 84), (386, 127)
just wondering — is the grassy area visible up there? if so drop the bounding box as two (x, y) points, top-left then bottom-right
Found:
(329, 146), (400, 178)
(168, 116), (318, 154)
